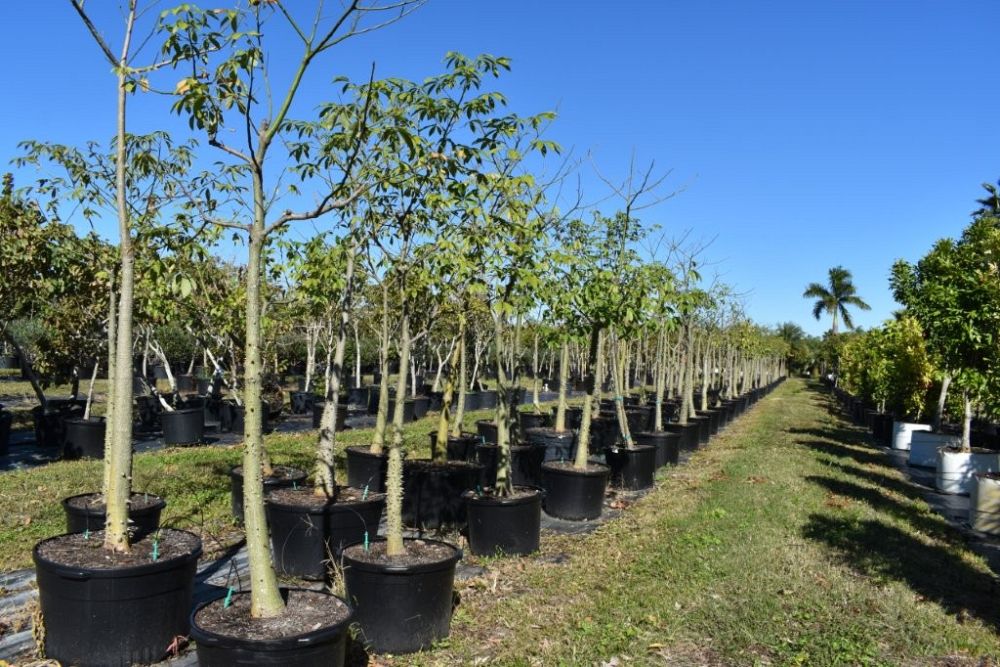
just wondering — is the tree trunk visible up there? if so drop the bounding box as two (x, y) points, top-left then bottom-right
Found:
(554, 340), (569, 432)
(371, 284), (391, 454)
(102, 285), (117, 500)
(384, 309), (411, 557)
(531, 332), (541, 413)
(575, 327), (601, 469)
(451, 315), (468, 437)
(933, 373), (952, 432)
(610, 333), (632, 447)
(83, 359), (100, 420)
(961, 391), (972, 452)
(433, 339), (461, 463)
(493, 314), (513, 495)
(353, 319), (362, 389)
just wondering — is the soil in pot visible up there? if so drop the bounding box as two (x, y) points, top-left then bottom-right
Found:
(191, 588), (352, 667)
(540, 461), (610, 521)
(266, 486), (386, 580)
(342, 538), (461, 654)
(464, 487), (542, 556)
(346, 445), (389, 492)
(34, 528), (201, 667)
(62, 416), (106, 460)
(604, 444), (657, 491)
(402, 460), (483, 530)
(63, 492), (166, 539)
(229, 465), (307, 523)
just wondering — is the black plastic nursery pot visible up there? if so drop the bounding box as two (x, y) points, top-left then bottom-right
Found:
(510, 442), (546, 487)
(519, 410), (552, 432)
(266, 489), (386, 580)
(476, 419), (499, 444)
(699, 409), (722, 436)
(633, 430), (680, 468)
(604, 444), (657, 491)
(33, 529), (202, 667)
(541, 461), (610, 521)
(221, 400), (270, 434)
(290, 390), (317, 414)
(342, 538), (461, 654)
(386, 397), (416, 423)
(687, 415), (711, 446)
(312, 401), (347, 430)
(190, 588), (353, 667)
(229, 465), (308, 523)
(32, 401), (84, 448)
(0, 409), (11, 457)
(345, 445), (389, 492)
(524, 427), (577, 462)
(62, 417), (106, 459)
(429, 431), (479, 462)
(464, 487), (542, 556)
(460, 391), (482, 411)
(622, 406), (653, 434)
(412, 395), (430, 419)
(348, 385), (370, 408)
(478, 389), (499, 410)
(160, 407), (204, 445)
(62, 492), (166, 539)
(402, 460), (483, 530)
(662, 422), (698, 452)
(557, 405), (584, 429)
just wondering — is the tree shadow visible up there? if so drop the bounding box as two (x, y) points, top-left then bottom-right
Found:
(805, 474), (957, 544)
(821, 460), (930, 499)
(796, 438), (886, 467)
(802, 514), (1000, 631)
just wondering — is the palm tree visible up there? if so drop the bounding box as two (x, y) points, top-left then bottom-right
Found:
(803, 266), (870, 335)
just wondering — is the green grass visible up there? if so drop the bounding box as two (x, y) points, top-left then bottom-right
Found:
(395, 379), (1000, 666)
(4, 379), (1000, 665)
(0, 402), (510, 571)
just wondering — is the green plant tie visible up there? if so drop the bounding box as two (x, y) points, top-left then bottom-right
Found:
(83, 528), (90, 540)
(362, 484), (369, 501)
(223, 586), (234, 608)
(363, 530), (370, 551)
(477, 485), (482, 495)
(151, 538), (160, 562)
(292, 480), (298, 490)
(614, 395), (623, 403)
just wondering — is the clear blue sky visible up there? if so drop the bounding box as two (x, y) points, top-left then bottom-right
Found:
(2, 1), (997, 337)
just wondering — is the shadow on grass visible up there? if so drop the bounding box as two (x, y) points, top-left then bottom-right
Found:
(805, 474), (956, 544)
(803, 514), (1000, 630)
(821, 460), (929, 499)
(796, 438), (886, 467)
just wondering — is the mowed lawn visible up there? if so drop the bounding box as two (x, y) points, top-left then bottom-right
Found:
(2, 379), (1000, 665)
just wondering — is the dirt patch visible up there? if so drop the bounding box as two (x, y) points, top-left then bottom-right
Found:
(194, 589), (350, 642)
(36, 528), (200, 569)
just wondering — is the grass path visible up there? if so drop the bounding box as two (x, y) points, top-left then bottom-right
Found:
(411, 379), (1000, 666)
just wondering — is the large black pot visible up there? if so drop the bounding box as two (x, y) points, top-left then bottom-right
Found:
(62, 492), (166, 539)
(312, 401), (347, 430)
(63, 417), (106, 459)
(345, 446), (389, 492)
(519, 410), (551, 432)
(464, 488), (542, 556)
(475, 443), (499, 488)
(190, 589), (352, 667)
(524, 427), (577, 462)
(33, 529), (201, 667)
(478, 390), (498, 410)
(222, 400), (271, 434)
(698, 409), (722, 436)
(412, 395), (430, 419)
(342, 538), (461, 654)
(229, 465), (308, 523)
(661, 421), (697, 452)
(510, 443), (546, 488)
(32, 400), (85, 448)
(621, 406), (653, 434)
(459, 391), (482, 412)
(0, 354), (18, 369)
(290, 390), (317, 415)
(555, 405), (584, 430)
(347, 385), (370, 408)
(402, 460), (483, 530)
(634, 430), (680, 468)
(541, 461), (609, 521)
(604, 444), (657, 491)
(267, 490), (386, 579)
(686, 415), (711, 446)
(476, 419), (499, 444)
(429, 432), (479, 462)
(0, 409), (11, 457)
(176, 374), (197, 393)
(590, 416), (620, 453)
(160, 407), (204, 445)
(386, 397), (416, 423)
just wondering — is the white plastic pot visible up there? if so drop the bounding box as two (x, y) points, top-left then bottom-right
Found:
(907, 431), (960, 468)
(971, 474), (1000, 535)
(936, 448), (1000, 495)
(891, 421), (932, 451)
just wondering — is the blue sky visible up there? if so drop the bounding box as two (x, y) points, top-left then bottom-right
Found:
(2, 1), (997, 337)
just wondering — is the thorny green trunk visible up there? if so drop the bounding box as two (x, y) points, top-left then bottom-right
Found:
(531, 332), (541, 414)
(83, 359), (99, 420)
(678, 323), (692, 426)
(961, 391), (973, 452)
(103, 17), (137, 553)
(243, 183), (284, 618)
(700, 338), (710, 410)
(554, 341), (569, 432)
(385, 310), (411, 557)
(451, 315), (468, 437)
(653, 328), (666, 432)
(575, 327), (601, 469)
(101, 285), (116, 499)
(610, 333), (633, 447)
(933, 373), (952, 432)
(314, 235), (357, 496)
(434, 339), (461, 463)
(493, 315), (513, 495)
(371, 283), (390, 454)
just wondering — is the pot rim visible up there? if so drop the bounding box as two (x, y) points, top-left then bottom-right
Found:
(462, 486), (544, 505)
(33, 528), (202, 579)
(341, 537), (462, 575)
(190, 588), (352, 650)
(540, 460), (610, 478)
